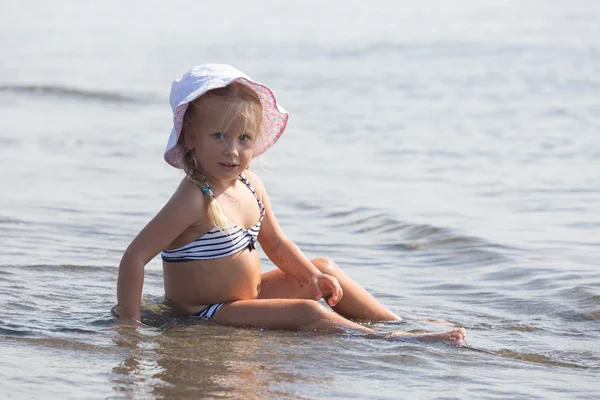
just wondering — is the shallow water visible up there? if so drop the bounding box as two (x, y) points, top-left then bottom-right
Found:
(1, 0), (599, 398)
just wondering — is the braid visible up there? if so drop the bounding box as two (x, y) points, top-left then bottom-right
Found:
(181, 146), (232, 232)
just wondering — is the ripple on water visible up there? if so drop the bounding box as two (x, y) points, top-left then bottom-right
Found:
(558, 286), (600, 307)
(0, 84), (157, 104)
(493, 349), (590, 369)
(320, 206), (514, 268)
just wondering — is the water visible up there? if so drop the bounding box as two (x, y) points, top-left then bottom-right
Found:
(1, 0), (599, 398)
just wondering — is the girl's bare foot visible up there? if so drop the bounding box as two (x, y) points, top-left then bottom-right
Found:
(385, 327), (466, 345)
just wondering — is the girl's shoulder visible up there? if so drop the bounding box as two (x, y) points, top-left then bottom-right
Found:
(168, 176), (208, 215)
(242, 170), (267, 198)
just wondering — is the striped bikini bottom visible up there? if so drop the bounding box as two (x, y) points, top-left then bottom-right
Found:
(195, 303), (225, 320)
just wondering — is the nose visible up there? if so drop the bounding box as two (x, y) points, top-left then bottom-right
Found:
(223, 138), (239, 157)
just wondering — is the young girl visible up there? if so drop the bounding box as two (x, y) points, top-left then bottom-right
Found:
(116, 64), (466, 344)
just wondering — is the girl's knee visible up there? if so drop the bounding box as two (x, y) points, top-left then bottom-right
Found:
(297, 299), (329, 320)
(311, 257), (341, 276)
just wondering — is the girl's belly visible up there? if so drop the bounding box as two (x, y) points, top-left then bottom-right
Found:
(162, 249), (262, 314)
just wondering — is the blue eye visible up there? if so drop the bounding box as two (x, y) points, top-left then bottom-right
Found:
(239, 134), (250, 142)
(213, 132), (225, 139)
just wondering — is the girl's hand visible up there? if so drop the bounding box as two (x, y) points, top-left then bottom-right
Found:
(112, 304), (149, 328)
(309, 273), (343, 306)
(117, 316), (149, 329)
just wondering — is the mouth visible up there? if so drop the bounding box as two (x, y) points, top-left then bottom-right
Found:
(219, 162), (239, 168)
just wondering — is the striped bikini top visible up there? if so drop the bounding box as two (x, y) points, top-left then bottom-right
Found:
(161, 174), (265, 262)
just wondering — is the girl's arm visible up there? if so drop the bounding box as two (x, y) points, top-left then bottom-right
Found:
(249, 172), (343, 306)
(116, 179), (205, 324)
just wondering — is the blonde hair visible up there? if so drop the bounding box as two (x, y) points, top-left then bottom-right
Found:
(179, 82), (263, 232)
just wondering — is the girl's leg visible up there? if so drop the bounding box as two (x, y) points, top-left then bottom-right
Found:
(211, 298), (466, 343)
(212, 298), (371, 333)
(259, 258), (399, 321)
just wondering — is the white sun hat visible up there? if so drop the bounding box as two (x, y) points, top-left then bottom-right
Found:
(163, 63), (289, 169)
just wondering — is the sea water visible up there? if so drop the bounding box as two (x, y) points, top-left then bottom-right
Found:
(1, 1), (599, 398)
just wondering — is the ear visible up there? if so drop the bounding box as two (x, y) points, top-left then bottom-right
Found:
(182, 130), (195, 150)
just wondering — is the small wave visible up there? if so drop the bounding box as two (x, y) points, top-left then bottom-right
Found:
(15, 264), (117, 273)
(463, 345), (590, 369)
(558, 287), (600, 307)
(495, 349), (588, 369)
(481, 266), (537, 282)
(323, 207), (513, 263)
(49, 327), (98, 334)
(558, 310), (600, 322)
(0, 216), (30, 225)
(1, 336), (117, 354)
(0, 84), (149, 104)
(326, 207), (478, 244)
(503, 324), (542, 333)
(0, 326), (34, 337)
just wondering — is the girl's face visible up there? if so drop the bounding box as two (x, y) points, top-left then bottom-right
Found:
(184, 97), (261, 181)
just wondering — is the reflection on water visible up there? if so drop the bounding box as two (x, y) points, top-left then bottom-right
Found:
(111, 326), (332, 399)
